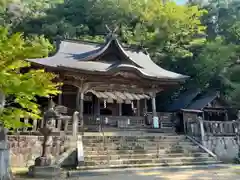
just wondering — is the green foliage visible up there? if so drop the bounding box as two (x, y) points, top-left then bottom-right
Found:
(193, 38), (238, 87)
(1, 0), (240, 108)
(0, 27), (60, 129)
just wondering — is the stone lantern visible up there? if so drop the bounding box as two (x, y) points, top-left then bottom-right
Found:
(28, 99), (61, 178)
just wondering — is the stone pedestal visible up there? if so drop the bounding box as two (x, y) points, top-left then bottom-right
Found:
(34, 156), (53, 166)
(28, 165), (61, 178)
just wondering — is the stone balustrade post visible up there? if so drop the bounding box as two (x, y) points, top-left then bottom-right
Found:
(198, 117), (205, 146)
(0, 127), (11, 180)
(72, 111), (79, 138)
(40, 118), (44, 128)
(57, 118), (62, 131)
(64, 118), (69, 133)
(32, 119), (38, 132)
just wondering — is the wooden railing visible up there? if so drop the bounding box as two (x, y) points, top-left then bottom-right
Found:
(83, 115), (145, 128)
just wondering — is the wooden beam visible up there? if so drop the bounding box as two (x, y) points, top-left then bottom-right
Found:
(58, 70), (180, 86)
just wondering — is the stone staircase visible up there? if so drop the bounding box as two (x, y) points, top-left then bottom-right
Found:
(78, 133), (221, 169)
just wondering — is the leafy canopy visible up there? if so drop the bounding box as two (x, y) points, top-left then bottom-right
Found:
(0, 27), (60, 129)
(2, 0), (240, 107)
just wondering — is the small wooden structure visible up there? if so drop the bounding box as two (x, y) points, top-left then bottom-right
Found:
(165, 90), (233, 120)
(161, 90), (237, 133)
(27, 29), (188, 133)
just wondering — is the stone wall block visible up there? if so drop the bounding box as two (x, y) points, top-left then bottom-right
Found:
(204, 136), (240, 161)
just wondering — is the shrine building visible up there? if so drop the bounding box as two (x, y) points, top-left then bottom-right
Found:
(28, 31), (189, 132)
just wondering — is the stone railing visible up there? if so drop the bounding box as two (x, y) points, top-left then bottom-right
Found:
(11, 115), (146, 134)
(183, 117), (202, 142)
(184, 117), (240, 143)
(13, 116), (72, 134)
(202, 120), (240, 136)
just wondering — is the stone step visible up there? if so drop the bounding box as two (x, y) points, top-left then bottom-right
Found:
(83, 134), (184, 137)
(83, 144), (200, 152)
(82, 140), (190, 145)
(82, 136), (187, 140)
(84, 153), (211, 160)
(82, 136), (190, 141)
(84, 156), (216, 166)
(84, 147), (204, 155)
(82, 137), (188, 141)
(77, 160), (221, 170)
(82, 141), (194, 147)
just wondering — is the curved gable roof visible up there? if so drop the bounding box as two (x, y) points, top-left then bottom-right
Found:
(28, 38), (189, 82)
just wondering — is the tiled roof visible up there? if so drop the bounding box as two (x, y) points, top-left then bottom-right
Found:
(28, 37), (189, 81)
(186, 92), (218, 110)
(164, 89), (201, 112)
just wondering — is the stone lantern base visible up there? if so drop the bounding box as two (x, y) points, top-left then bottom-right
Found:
(28, 165), (61, 178)
(28, 155), (61, 178)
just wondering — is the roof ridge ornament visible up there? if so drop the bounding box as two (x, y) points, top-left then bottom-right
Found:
(105, 25), (119, 41)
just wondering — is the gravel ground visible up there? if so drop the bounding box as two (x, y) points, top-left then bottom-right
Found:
(15, 165), (240, 180)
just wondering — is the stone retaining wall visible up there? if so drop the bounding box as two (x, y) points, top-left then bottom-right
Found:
(203, 136), (240, 161)
(8, 135), (74, 167)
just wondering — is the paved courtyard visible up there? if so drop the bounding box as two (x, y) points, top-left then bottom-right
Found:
(15, 164), (240, 180)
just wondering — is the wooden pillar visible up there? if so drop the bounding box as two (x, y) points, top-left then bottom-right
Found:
(58, 87), (62, 105)
(150, 92), (159, 128)
(119, 103), (122, 116)
(93, 95), (100, 116)
(144, 99), (148, 113)
(137, 100), (140, 116)
(75, 88), (84, 135)
(79, 91), (84, 135)
(76, 89), (80, 110)
(96, 97), (100, 116)
(151, 95), (157, 117)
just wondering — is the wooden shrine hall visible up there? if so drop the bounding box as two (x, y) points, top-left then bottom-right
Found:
(28, 30), (189, 132)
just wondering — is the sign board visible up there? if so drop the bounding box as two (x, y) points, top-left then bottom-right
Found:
(153, 116), (159, 129)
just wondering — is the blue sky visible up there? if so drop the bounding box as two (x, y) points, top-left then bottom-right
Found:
(175, 0), (188, 4)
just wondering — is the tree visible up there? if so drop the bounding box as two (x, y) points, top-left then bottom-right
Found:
(13, 0), (209, 103)
(0, 26), (60, 129)
(197, 0), (240, 105)
(5, 0), (240, 107)
(18, 0), (207, 59)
